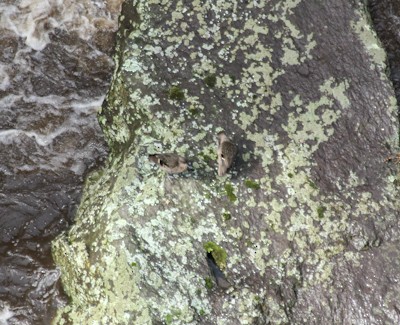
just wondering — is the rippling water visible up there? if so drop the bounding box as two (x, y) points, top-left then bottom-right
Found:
(0, 0), (121, 323)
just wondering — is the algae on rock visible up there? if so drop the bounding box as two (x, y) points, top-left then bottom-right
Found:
(52, 0), (400, 324)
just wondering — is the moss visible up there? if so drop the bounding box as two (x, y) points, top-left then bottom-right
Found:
(307, 178), (318, 190)
(204, 74), (217, 88)
(244, 179), (260, 190)
(203, 242), (228, 270)
(317, 206), (327, 219)
(130, 262), (137, 267)
(168, 86), (185, 100)
(188, 105), (199, 115)
(288, 173), (294, 178)
(165, 314), (173, 324)
(165, 310), (182, 324)
(205, 277), (214, 289)
(204, 193), (212, 200)
(199, 309), (206, 316)
(245, 239), (253, 247)
(199, 152), (213, 163)
(222, 212), (231, 221)
(224, 183), (237, 202)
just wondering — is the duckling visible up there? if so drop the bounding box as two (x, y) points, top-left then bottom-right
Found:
(148, 153), (188, 174)
(217, 131), (237, 176)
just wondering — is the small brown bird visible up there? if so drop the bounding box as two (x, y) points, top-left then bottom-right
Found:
(148, 153), (188, 174)
(217, 131), (237, 176)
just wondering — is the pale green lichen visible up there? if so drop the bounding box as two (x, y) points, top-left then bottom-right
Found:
(351, 4), (387, 72)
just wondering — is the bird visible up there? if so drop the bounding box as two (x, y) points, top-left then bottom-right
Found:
(148, 153), (188, 174)
(217, 131), (237, 176)
(206, 253), (231, 289)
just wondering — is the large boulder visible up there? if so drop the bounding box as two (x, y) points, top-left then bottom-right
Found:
(52, 0), (400, 324)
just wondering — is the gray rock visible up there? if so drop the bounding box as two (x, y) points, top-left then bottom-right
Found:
(52, 0), (400, 324)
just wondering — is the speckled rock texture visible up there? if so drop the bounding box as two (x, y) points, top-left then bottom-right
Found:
(52, 0), (400, 324)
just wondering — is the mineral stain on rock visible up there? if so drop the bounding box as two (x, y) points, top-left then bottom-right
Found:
(52, 0), (400, 324)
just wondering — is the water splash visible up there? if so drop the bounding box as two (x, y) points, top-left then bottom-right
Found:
(0, 0), (120, 51)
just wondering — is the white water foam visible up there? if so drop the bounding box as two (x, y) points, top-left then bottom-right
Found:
(0, 304), (14, 325)
(0, 65), (10, 91)
(0, 95), (106, 174)
(0, 0), (121, 51)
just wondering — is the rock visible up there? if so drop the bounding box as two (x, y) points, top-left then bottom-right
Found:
(52, 0), (400, 324)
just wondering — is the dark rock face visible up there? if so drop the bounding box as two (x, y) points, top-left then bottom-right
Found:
(52, 0), (400, 324)
(369, 0), (400, 105)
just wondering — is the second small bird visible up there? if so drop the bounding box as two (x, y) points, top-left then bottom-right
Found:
(148, 153), (188, 174)
(217, 131), (237, 176)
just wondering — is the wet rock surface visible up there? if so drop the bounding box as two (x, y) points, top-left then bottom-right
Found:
(53, 0), (400, 324)
(0, 0), (122, 323)
(369, 0), (400, 106)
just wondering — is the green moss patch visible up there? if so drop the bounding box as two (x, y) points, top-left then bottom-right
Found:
(224, 183), (237, 202)
(317, 206), (327, 219)
(204, 74), (217, 88)
(222, 212), (231, 221)
(165, 314), (173, 324)
(168, 85), (185, 100)
(188, 105), (200, 115)
(204, 242), (227, 270)
(307, 178), (318, 190)
(205, 277), (214, 289)
(244, 179), (260, 190)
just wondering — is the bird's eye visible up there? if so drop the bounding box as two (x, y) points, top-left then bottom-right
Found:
(221, 154), (224, 158)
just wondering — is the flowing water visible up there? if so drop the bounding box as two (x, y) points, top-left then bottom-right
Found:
(0, 0), (122, 323)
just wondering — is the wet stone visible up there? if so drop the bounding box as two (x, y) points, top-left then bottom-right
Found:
(0, 31), (19, 63)
(0, 0), (120, 324)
